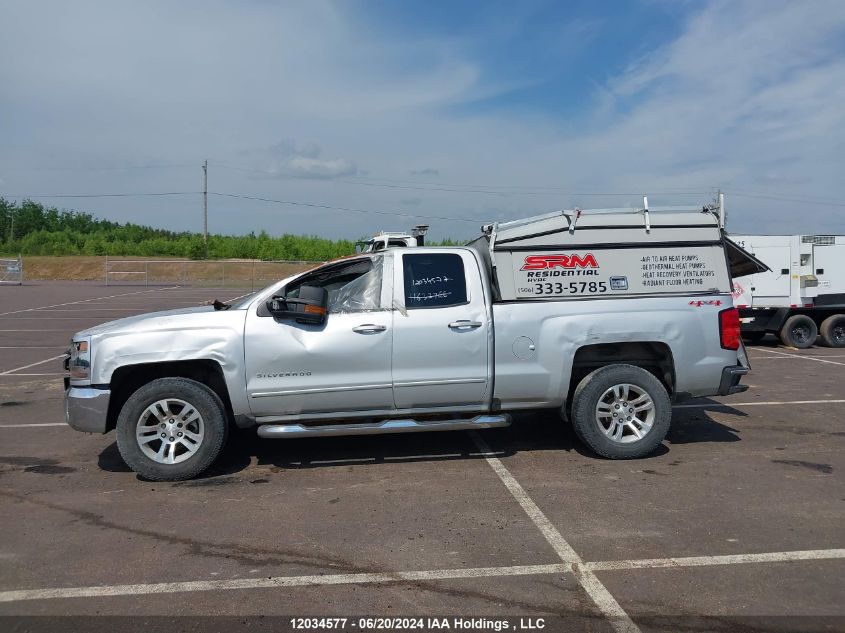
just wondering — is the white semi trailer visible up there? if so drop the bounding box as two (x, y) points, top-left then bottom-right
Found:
(731, 234), (845, 348)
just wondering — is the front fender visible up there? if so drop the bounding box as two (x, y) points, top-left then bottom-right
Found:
(89, 310), (249, 416)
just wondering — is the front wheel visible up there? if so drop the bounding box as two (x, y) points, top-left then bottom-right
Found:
(570, 364), (671, 459)
(116, 377), (228, 481)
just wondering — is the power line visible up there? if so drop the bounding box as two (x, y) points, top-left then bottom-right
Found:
(207, 163), (845, 208)
(0, 189), (483, 224)
(208, 162), (715, 197)
(331, 179), (713, 197)
(5, 187), (845, 217)
(729, 191), (845, 208)
(0, 164), (196, 172)
(338, 175), (715, 196)
(0, 191), (201, 199)
(5, 159), (843, 207)
(208, 192), (482, 224)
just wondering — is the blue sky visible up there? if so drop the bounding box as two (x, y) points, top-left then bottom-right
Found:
(357, 0), (684, 118)
(1, 0), (844, 240)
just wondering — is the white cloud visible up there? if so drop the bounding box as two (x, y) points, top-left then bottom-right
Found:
(0, 1), (843, 239)
(284, 157), (356, 179)
(248, 140), (357, 180)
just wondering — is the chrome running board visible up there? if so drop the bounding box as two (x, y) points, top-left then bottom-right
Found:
(256, 414), (511, 439)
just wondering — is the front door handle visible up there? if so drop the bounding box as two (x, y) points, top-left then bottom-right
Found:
(353, 324), (387, 333)
(448, 320), (482, 329)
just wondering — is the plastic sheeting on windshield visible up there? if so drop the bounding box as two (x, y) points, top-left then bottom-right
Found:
(328, 255), (383, 313)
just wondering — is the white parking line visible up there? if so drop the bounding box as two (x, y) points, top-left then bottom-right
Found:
(0, 287), (178, 317)
(471, 432), (640, 633)
(57, 301), (200, 306)
(1, 546), (843, 604)
(674, 399), (845, 408)
(0, 372), (65, 376)
(585, 548), (845, 571)
(0, 317), (113, 320)
(759, 348), (845, 366)
(0, 355), (66, 375)
(750, 354), (845, 359)
(0, 346), (66, 349)
(0, 563), (568, 603)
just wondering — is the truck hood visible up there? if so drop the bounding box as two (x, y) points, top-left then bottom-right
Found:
(76, 305), (226, 338)
(75, 304), (250, 387)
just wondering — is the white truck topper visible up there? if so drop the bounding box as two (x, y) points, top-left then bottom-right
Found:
(470, 198), (765, 302)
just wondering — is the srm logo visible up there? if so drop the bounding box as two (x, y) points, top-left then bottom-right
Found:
(520, 253), (599, 271)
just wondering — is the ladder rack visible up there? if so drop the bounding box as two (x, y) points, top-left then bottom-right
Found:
(484, 193), (725, 236)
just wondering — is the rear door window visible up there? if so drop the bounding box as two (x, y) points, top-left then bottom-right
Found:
(402, 253), (467, 309)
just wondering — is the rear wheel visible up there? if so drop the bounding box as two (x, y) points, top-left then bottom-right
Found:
(570, 364), (671, 459)
(820, 314), (845, 348)
(778, 315), (817, 349)
(116, 377), (228, 481)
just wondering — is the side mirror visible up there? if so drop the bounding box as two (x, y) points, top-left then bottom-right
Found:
(267, 285), (328, 325)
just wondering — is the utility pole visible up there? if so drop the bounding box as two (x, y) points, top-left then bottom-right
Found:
(202, 160), (208, 258)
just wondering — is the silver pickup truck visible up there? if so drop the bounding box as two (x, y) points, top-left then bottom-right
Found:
(64, 204), (764, 480)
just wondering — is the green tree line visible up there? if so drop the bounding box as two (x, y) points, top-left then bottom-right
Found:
(0, 198), (457, 260)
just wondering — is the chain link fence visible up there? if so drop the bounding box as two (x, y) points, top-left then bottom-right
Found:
(0, 255), (23, 285)
(104, 258), (319, 289)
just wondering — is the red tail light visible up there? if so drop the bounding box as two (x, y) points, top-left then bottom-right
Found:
(719, 307), (741, 350)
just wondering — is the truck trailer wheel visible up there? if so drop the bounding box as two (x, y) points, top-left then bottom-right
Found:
(778, 315), (818, 349)
(820, 314), (845, 348)
(570, 364), (671, 459)
(116, 377), (228, 481)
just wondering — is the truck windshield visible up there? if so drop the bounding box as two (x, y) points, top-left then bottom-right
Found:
(285, 255), (383, 313)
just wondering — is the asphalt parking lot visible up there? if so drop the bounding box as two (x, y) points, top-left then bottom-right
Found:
(0, 282), (843, 631)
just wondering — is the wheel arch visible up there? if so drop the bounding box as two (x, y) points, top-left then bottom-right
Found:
(106, 360), (235, 433)
(565, 341), (676, 417)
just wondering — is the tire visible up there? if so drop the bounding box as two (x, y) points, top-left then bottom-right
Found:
(778, 314), (818, 349)
(820, 314), (845, 348)
(116, 377), (228, 481)
(570, 364), (671, 459)
(742, 331), (766, 344)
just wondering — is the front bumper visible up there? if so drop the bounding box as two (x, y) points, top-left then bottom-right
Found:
(64, 378), (110, 434)
(718, 365), (749, 396)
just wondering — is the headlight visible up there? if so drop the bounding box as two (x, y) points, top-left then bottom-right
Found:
(69, 339), (91, 381)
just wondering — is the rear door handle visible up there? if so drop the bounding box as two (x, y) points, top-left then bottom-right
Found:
(353, 324), (387, 333)
(448, 320), (482, 329)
